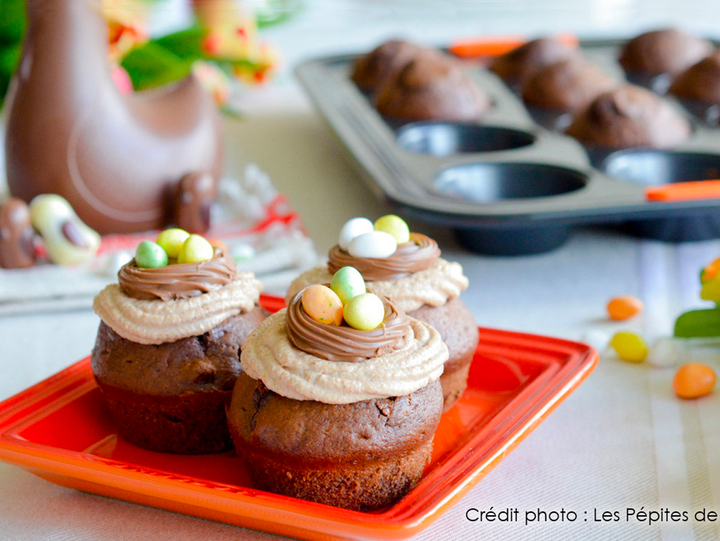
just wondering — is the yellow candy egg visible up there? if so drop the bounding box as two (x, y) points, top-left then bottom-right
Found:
(610, 331), (648, 363)
(302, 285), (344, 325)
(374, 214), (410, 244)
(156, 228), (190, 259)
(344, 293), (385, 331)
(178, 234), (214, 264)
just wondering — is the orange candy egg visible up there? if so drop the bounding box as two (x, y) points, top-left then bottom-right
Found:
(607, 296), (644, 321)
(673, 363), (716, 399)
(301, 285), (344, 326)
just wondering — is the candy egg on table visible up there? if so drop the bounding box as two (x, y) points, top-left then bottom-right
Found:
(135, 241), (169, 269)
(178, 234), (214, 264)
(156, 228), (190, 259)
(374, 214), (410, 244)
(610, 331), (648, 363)
(348, 230), (397, 258)
(344, 293), (385, 331)
(29, 194), (100, 265)
(330, 266), (366, 305)
(673, 363), (716, 399)
(607, 296), (643, 321)
(338, 217), (374, 250)
(302, 285), (344, 325)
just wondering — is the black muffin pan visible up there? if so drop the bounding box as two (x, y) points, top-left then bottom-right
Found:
(295, 38), (720, 255)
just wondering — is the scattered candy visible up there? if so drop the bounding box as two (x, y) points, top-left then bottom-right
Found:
(646, 337), (679, 368)
(302, 285), (344, 325)
(156, 228), (190, 259)
(135, 241), (169, 269)
(348, 231), (397, 258)
(103, 250), (132, 276)
(607, 296), (643, 321)
(330, 266), (366, 305)
(178, 234), (214, 264)
(580, 329), (611, 352)
(29, 194), (100, 265)
(344, 293), (385, 331)
(374, 215), (410, 244)
(610, 331), (648, 363)
(673, 363), (716, 399)
(232, 243), (256, 262)
(0, 198), (36, 269)
(338, 217), (374, 251)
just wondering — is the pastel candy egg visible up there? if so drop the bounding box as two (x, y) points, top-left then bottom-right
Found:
(344, 293), (385, 331)
(610, 331), (648, 363)
(178, 234), (214, 264)
(348, 231), (397, 258)
(302, 285), (344, 325)
(135, 241), (168, 268)
(374, 214), (410, 244)
(330, 266), (366, 305)
(673, 363), (716, 399)
(338, 217), (374, 251)
(156, 228), (189, 259)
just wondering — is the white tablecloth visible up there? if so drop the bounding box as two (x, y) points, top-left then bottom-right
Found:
(2, 1), (720, 539)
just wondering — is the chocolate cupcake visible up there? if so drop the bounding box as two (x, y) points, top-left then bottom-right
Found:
(669, 51), (720, 107)
(619, 29), (713, 91)
(566, 85), (691, 150)
(287, 220), (476, 412)
(374, 50), (491, 122)
(228, 290), (447, 510)
(489, 37), (578, 88)
(522, 59), (616, 114)
(351, 39), (423, 92)
(92, 243), (265, 454)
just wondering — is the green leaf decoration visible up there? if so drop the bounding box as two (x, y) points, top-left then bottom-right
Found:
(120, 41), (192, 91)
(674, 308), (720, 338)
(153, 26), (207, 61)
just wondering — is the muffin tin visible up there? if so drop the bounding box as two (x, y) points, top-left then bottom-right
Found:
(295, 38), (720, 255)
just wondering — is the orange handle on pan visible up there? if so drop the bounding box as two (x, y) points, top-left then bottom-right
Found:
(645, 180), (720, 201)
(449, 33), (579, 58)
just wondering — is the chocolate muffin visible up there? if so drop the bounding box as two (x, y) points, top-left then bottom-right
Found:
(287, 232), (477, 412)
(351, 39), (423, 92)
(522, 59), (616, 114)
(489, 37), (578, 88)
(228, 292), (447, 510)
(619, 29), (713, 90)
(92, 248), (265, 453)
(374, 50), (491, 122)
(669, 51), (720, 105)
(566, 85), (691, 149)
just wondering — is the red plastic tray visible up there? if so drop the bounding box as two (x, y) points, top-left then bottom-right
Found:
(0, 295), (597, 540)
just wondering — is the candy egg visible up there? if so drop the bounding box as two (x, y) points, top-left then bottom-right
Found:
(330, 266), (366, 305)
(348, 231), (397, 258)
(177, 234), (214, 264)
(135, 241), (168, 268)
(302, 285), (344, 325)
(156, 228), (190, 259)
(673, 363), (716, 399)
(607, 296), (643, 321)
(344, 293), (385, 331)
(374, 214), (410, 244)
(338, 217), (374, 251)
(610, 331), (648, 363)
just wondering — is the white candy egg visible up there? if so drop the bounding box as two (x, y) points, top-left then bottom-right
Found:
(338, 217), (374, 251)
(348, 231), (397, 258)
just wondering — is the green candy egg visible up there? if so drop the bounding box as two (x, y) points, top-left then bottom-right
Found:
(330, 266), (366, 305)
(178, 234), (214, 264)
(344, 293), (385, 331)
(135, 241), (168, 269)
(374, 214), (410, 244)
(156, 228), (190, 259)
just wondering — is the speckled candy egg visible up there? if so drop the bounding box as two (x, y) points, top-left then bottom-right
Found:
(347, 231), (397, 258)
(302, 285), (344, 325)
(330, 266), (366, 305)
(338, 217), (374, 251)
(178, 234), (214, 264)
(135, 241), (168, 268)
(344, 293), (385, 331)
(374, 214), (410, 244)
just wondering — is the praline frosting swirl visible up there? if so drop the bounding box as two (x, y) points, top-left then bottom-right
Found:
(328, 233), (440, 282)
(118, 248), (236, 301)
(286, 288), (411, 363)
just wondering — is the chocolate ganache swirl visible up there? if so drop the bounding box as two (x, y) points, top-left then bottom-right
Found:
(118, 248), (236, 301)
(328, 233), (441, 282)
(286, 287), (412, 363)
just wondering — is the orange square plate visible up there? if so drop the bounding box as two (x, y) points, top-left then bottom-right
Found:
(0, 295), (597, 540)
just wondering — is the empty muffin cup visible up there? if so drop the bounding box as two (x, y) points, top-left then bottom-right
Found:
(397, 123), (535, 156)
